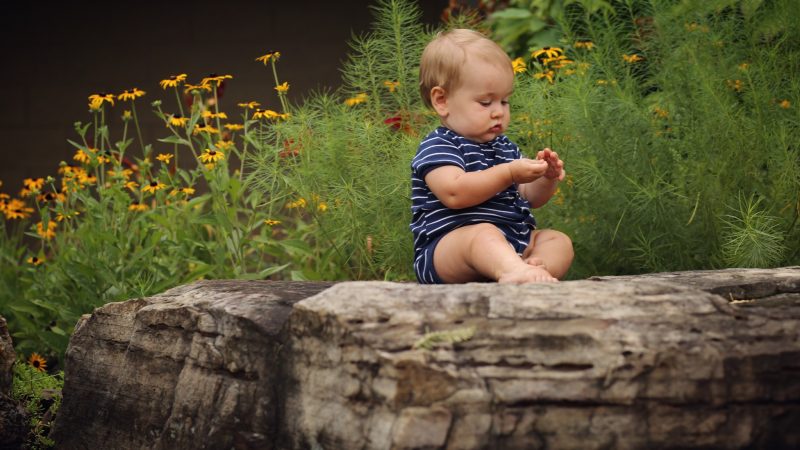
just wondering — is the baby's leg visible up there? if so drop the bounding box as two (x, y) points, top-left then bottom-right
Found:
(433, 223), (557, 283)
(521, 229), (574, 280)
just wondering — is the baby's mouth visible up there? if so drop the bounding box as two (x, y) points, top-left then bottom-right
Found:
(490, 124), (503, 133)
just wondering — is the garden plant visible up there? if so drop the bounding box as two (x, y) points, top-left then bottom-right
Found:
(0, 0), (798, 445)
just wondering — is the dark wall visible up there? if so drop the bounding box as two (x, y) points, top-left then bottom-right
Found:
(0, 1), (447, 194)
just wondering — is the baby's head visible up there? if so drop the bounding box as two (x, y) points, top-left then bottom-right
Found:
(419, 29), (513, 109)
(419, 29), (515, 143)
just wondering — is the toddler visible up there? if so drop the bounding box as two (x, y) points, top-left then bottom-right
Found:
(410, 28), (574, 284)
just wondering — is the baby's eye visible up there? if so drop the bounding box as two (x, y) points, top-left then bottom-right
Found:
(501, 100), (510, 106)
(478, 100), (491, 106)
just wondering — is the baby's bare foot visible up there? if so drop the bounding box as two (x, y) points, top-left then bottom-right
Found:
(498, 265), (558, 284)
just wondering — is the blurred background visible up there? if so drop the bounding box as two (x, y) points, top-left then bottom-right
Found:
(0, 0), (450, 193)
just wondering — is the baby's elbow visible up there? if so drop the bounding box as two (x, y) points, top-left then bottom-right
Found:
(440, 193), (469, 210)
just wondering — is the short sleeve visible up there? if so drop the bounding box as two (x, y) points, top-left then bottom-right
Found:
(411, 134), (466, 178)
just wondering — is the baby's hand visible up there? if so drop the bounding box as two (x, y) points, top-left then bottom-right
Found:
(508, 158), (548, 184)
(536, 148), (565, 181)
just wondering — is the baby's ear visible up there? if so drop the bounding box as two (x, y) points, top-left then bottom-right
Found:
(430, 87), (448, 117)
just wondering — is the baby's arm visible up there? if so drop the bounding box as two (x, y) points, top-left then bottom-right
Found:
(519, 148), (565, 208)
(426, 159), (548, 209)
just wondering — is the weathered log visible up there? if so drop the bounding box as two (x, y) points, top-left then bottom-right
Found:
(52, 268), (800, 449)
(50, 280), (334, 450)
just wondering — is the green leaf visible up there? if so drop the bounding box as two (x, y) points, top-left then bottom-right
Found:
(158, 136), (191, 146)
(66, 139), (85, 150)
(490, 8), (533, 20)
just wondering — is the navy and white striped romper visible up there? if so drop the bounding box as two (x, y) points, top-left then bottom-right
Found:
(410, 126), (537, 284)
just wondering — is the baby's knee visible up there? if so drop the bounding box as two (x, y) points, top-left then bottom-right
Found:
(540, 229), (574, 254)
(469, 223), (507, 247)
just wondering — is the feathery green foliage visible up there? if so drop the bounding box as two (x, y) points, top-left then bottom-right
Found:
(249, 0), (798, 280)
(250, 0), (437, 280)
(509, 0), (799, 275)
(12, 360), (63, 449)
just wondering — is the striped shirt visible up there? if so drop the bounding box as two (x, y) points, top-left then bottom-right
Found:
(410, 126), (536, 258)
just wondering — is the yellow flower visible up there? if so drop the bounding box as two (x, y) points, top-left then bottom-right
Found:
(202, 111), (228, 120)
(118, 88), (145, 101)
(160, 74), (188, 89)
(38, 191), (65, 204)
(156, 153), (174, 164)
(122, 110), (133, 121)
(344, 93), (368, 106)
(193, 124), (220, 135)
(252, 109), (279, 120)
(383, 80), (400, 92)
(27, 256), (44, 266)
(129, 201), (149, 211)
(286, 198), (307, 209)
(727, 79), (744, 92)
(200, 149), (225, 163)
(97, 151), (112, 164)
(543, 55), (573, 69)
(88, 93), (115, 109)
(652, 106), (669, 119)
(255, 51), (281, 65)
(224, 123), (244, 131)
(125, 181), (139, 191)
(214, 140), (234, 150)
(36, 221), (57, 240)
(574, 40), (595, 50)
(168, 114), (189, 127)
(142, 180), (167, 194)
(184, 82), (212, 94)
(74, 149), (91, 164)
(180, 187), (195, 196)
(201, 74), (233, 87)
(28, 353), (47, 372)
(622, 54), (644, 63)
(275, 82), (289, 93)
(317, 202), (328, 212)
(534, 70), (556, 84)
(779, 99), (791, 109)
(56, 211), (79, 221)
(23, 178), (45, 192)
(264, 219), (281, 226)
(4, 199), (33, 219)
(238, 101), (260, 109)
(511, 57), (526, 74)
(738, 62), (750, 71)
(532, 47), (563, 62)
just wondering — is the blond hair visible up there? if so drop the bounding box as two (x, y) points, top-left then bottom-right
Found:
(419, 29), (513, 108)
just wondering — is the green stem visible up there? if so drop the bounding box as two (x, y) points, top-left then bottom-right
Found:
(239, 110), (250, 182)
(174, 143), (179, 172)
(212, 85), (223, 132)
(93, 112), (99, 149)
(120, 120), (129, 168)
(173, 86), (185, 118)
(270, 60), (288, 113)
(131, 101), (146, 156)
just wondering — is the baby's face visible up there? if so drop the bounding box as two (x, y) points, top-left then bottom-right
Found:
(440, 58), (514, 143)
